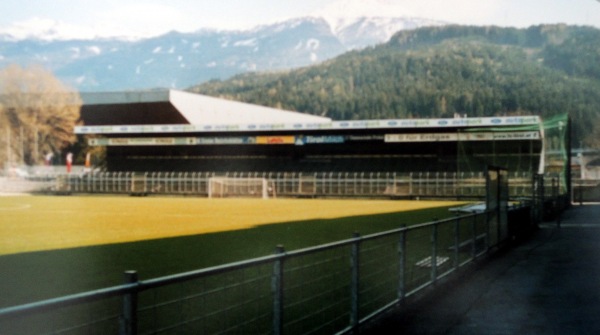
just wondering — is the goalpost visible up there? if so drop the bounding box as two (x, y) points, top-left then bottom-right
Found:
(208, 177), (275, 199)
(130, 174), (148, 196)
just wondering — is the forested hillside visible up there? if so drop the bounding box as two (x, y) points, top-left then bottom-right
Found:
(190, 24), (600, 144)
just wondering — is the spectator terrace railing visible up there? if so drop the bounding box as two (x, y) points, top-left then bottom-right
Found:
(0, 207), (512, 335)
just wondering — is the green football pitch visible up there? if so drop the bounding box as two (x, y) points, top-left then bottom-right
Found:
(0, 195), (465, 306)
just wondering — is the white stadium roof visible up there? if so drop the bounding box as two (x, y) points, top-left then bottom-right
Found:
(80, 89), (331, 125)
(169, 90), (331, 125)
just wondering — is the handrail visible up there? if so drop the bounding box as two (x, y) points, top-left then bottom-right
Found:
(0, 210), (488, 322)
(0, 283), (139, 320)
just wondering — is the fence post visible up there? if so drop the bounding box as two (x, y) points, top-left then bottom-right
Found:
(454, 215), (460, 270)
(87, 171), (91, 192)
(580, 180), (583, 206)
(485, 210), (491, 253)
(272, 245), (285, 335)
(431, 220), (438, 284)
(398, 226), (407, 301)
(471, 214), (477, 260)
(350, 232), (360, 333)
(120, 271), (138, 335)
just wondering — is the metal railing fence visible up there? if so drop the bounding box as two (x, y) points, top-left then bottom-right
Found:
(0, 208), (509, 335)
(5, 170), (554, 199)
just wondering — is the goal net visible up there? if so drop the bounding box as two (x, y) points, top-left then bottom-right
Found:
(208, 177), (275, 199)
(130, 174), (147, 195)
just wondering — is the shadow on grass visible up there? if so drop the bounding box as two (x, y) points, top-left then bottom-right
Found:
(0, 205), (456, 307)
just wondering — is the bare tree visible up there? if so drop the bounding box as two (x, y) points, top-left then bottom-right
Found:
(0, 64), (82, 166)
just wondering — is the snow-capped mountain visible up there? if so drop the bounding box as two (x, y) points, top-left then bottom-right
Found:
(333, 16), (445, 50)
(0, 14), (445, 91)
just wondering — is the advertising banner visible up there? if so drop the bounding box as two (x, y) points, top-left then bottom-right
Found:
(256, 136), (296, 144)
(89, 137), (256, 146)
(385, 131), (540, 143)
(75, 116), (541, 135)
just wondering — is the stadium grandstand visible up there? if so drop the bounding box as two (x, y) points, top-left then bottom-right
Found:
(76, 90), (548, 176)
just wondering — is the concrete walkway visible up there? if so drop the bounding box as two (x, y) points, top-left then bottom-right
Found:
(361, 203), (600, 334)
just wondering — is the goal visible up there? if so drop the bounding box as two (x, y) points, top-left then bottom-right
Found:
(130, 174), (148, 196)
(208, 177), (275, 199)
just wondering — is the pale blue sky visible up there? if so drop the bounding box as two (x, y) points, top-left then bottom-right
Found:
(1, 0), (599, 39)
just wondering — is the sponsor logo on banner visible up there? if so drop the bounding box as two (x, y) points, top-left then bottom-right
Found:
(257, 124), (285, 130)
(214, 125), (240, 131)
(303, 136), (345, 144)
(385, 133), (458, 142)
(98, 137), (255, 146)
(257, 136), (295, 144)
(450, 118), (483, 126)
(155, 138), (175, 145)
(385, 131), (540, 143)
(400, 120), (431, 127)
(504, 116), (539, 125)
(350, 121), (380, 128)
(196, 137), (253, 145)
(346, 135), (385, 141)
(491, 132), (540, 140)
(109, 138), (130, 145)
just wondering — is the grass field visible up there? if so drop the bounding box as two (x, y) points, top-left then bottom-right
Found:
(0, 195), (465, 307)
(0, 195), (463, 255)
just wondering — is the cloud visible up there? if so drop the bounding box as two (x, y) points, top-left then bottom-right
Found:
(0, 17), (101, 40)
(314, 0), (416, 19)
(0, 3), (203, 40)
(96, 3), (197, 37)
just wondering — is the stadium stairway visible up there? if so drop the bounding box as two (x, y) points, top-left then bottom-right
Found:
(361, 203), (600, 334)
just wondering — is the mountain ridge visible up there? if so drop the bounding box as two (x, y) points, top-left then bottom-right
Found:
(0, 15), (444, 91)
(189, 24), (600, 144)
